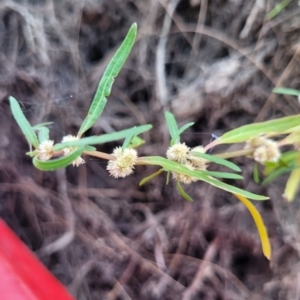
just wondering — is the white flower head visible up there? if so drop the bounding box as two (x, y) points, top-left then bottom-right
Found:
(245, 136), (266, 150)
(61, 134), (85, 167)
(166, 143), (190, 164)
(107, 147), (138, 178)
(253, 146), (268, 164)
(172, 162), (198, 184)
(246, 136), (280, 164)
(188, 145), (208, 170)
(37, 140), (54, 161)
(264, 140), (281, 162)
(113, 146), (125, 158)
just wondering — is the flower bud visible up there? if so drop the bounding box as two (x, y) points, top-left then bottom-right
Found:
(166, 143), (190, 164)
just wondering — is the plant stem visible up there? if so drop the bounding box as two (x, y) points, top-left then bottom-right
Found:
(84, 150), (115, 161)
(214, 149), (252, 159)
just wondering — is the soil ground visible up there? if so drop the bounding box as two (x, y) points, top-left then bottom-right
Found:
(1, 0), (300, 299)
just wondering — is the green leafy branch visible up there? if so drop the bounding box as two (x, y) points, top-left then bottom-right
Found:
(10, 23), (300, 261)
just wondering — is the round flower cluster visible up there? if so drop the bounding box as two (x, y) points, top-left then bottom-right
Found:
(244, 136), (280, 164)
(107, 147), (138, 178)
(166, 143), (208, 184)
(37, 140), (54, 161)
(61, 135), (85, 167)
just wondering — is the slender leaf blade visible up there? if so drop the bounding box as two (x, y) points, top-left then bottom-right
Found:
(171, 122), (194, 144)
(177, 122), (194, 136)
(78, 23), (137, 136)
(84, 146), (97, 151)
(129, 136), (145, 149)
(203, 171), (243, 179)
(165, 111), (179, 144)
(37, 127), (50, 143)
(122, 132), (135, 150)
(253, 163), (260, 183)
(273, 87), (300, 96)
(139, 169), (164, 186)
(55, 124), (152, 150)
(263, 166), (292, 185)
(234, 194), (271, 260)
(176, 181), (193, 202)
(283, 152), (300, 202)
(9, 96), (39, 148)
(218, 115), (300, 144)
(32, 122), (53, 129)
(139, 156), (268, 200)
(33, 146), (85, 171)
(191, 152), (241, 172)
(266, 0), (293, 20)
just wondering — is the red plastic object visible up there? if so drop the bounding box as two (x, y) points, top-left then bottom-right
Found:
(0, 219), (74, 300)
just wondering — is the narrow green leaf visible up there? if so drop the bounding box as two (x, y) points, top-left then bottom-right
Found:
(32, 122), (53, 129)
(234, 194), (271, 260)
(139, 156), (268, 200)
(178, 122), (194, 136)
(201, 175), (269, 200)
(203, 171), (243, 180)
(84, 146), (96, 151)
(262, 166), (292, 186)
(171, 122), (194, 144)
(176, 181), (193, 202)
(273, 87), (300, 96)
(78, 23), (137, 136)
(266, 0), (293, 20)
(33, 146), (85, 171)
(166, 170), (170, 185)
(122, 127), (145, 149)
(218, 115), (300, 144)
(165, 111), (179, 144)
(262, 151), (298, 185)
(283, 152), (300, 202)
(26, 151), (37, 157)
(191, 151), (241, 172)
(264, 151), (297, 175)
(9, 96), (39, 148)
(253, 163), (260, 184)
(129, 136), (145, 149)
(37, 127), (50, 143)
(55, 124), (152, 150)
(139, 169), (164, 186)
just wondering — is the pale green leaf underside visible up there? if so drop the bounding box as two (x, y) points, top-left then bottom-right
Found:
(78, 23), (137, 136)
(9, 96), (39, 148)
(140, 156), (268, 200)
(54, 124), (152, 150)
(37, 127), (50, 143)
(33, 146), (85, 171)
(273, 87), (300, 96)
(219, 114), (300, 144)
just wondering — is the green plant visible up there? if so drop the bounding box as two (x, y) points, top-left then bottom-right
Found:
(9, 23), (300, 260)
(266, 0), (294, 20)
